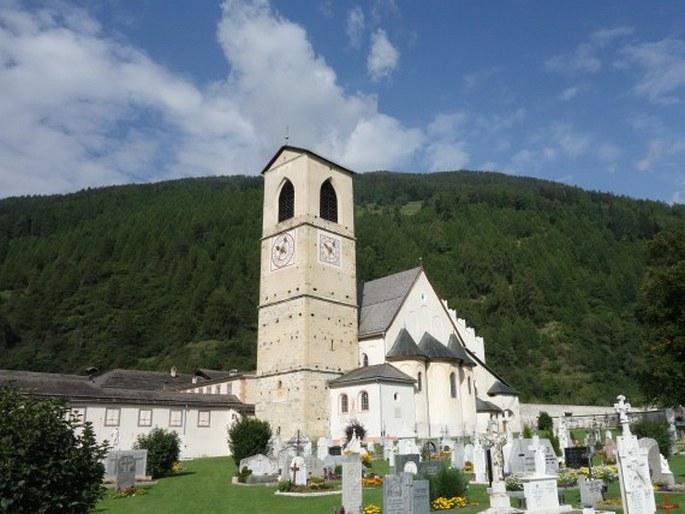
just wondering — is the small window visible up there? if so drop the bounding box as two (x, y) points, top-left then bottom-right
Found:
(340, 394), (349, 413)
(319, 180), (338, 222)
(215, 385), (221, 394)
(450, 372), (457, 398)
(393, 392), (399, 401)
(104, 408), (120, 427)
(138, 409), (152, 427)
(417, 372), (423, 392)
(169, 409), (183, 427)
(467, 377), (472, 395)
(198, 410), (211, 427)
(360, 391), (369, 411)
(278, 180), (295, 222)
(362, 353), (369, 367)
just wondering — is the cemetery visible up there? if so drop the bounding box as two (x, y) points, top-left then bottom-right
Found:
(92, 393), (685, 513)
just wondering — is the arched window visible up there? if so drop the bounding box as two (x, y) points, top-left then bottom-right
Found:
(278, 180), (294, 222)
(319, 180), (338, 222)
(467, 377), (472, 395)
(362, 353), (369, 367)
(360, 391), (369, 411)
(417, 372), (423, 392)
(450, 372), (457, 398)
(340, 394), (349, 413)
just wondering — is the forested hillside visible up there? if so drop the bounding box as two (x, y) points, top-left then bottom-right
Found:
(1, 171), (684, 405)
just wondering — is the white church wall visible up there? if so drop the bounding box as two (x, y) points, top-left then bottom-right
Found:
(77, 401), (240, 459)
(394, 360), (427, 436)
(359, 337), (384, 367)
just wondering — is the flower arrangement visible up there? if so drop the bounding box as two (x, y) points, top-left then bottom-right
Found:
(361, 452), (372, 468)
(362, 504), (381, 514)
(577, 464), (618, 483)
(431, 496), (468, 510)
(361, 476), (383, 487)
(463, 461), (473, 472)
(171, 461), (183, 473)
(556, 468), (578, 488)
(505, 473), (526, 491)
(110, 486), (147, 498)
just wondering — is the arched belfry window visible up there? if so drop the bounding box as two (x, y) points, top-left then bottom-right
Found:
(278, 180), (294, 222)
(450, 372), (457, 398)
(319, 180), (338, 223)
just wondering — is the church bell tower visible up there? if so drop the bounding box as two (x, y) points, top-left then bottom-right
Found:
(256, 146), (358, 439)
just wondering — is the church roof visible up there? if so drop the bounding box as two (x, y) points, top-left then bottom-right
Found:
(476, 397), (503, 413)
(358, 267), (423, 338)
(386, 328), (429, 360)
(447, 334), (477, 367)
(328, 363), (416, 388)
(487, 379), (518, 396)
(261, 145), (355, 175)
(418, 332), (461, 361)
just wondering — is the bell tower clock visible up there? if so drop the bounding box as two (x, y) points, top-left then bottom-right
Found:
(256, 146), (358, 440)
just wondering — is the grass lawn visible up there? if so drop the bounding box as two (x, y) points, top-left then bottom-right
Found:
(94, 454), (685, 514)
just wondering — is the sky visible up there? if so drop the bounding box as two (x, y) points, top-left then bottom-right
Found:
(1, 1), (684, 204)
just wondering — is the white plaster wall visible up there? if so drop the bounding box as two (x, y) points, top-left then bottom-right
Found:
(75, 402), (240, 459)
(359, 337), (384, 366)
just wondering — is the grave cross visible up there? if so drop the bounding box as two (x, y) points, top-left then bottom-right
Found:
(614, 394), (632, 437)
(656, 494), (680, 514)
(290, 460), (300, 483)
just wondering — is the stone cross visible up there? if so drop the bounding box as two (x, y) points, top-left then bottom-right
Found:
(614, 395), (632, 437)
(482, 419), (507, 483)
(528, 435), (546, 475)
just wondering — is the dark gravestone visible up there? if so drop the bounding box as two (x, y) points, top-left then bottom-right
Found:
(418, 459), (445, 477)
(394, 454), (420, 475)
(564, 447), (589, 469)
(115, 454), (136, 491)
(329, 445), (342, 456)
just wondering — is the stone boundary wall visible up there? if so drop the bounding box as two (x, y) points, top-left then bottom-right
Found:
(520, 403), (663, 430)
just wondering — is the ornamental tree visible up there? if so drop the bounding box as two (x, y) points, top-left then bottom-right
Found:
(0, 384), (108, 513)
(227, 415), (272, 468)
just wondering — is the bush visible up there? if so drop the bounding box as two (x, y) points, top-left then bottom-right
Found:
(537, 411), (553, 432)
(133, 427), (180, 479)
(227, 415), (272, 467)
(0, 384), (108, 513)
(427, 464), (469, 501)
(344, 419), (367, 443)
(631, 418), (673, 457)
(522, 424), (533, 438)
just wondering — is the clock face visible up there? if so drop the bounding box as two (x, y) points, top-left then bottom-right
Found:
(318, 231), (341, 267)
(270, 230), (295, 270)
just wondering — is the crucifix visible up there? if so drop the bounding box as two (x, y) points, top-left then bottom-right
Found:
(614, 394), (632, 437)
(290, 460), (300, 483)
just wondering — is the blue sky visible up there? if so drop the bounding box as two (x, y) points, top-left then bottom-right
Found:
(1, 1), (684, 203)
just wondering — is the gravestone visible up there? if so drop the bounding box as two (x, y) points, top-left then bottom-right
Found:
(104, 450), (148, 481)
(506, 437), (559, 474)
(639, 437), (675, 486)
(413, 479), (430, 514)
(604, 431), (616, 462)
(239, 454), (278, 477)
(115, 453), (136, 491)
(322, 454), (342, 474)
(342, 454), (362, 514)
(565, 446), (590, 469)
(452, 443), (465, 469)
(473, 441), (488, 483)
(303, 455), (325, 478)
(394, 453), (420, 475)
(521, 475), (570, 513)
(383, 472), (414, 514)
(397, 436), (419, 455)
(289, 456), (307, 486)
(615, 395), (656, 514)
(579, 475), (603, 508)
(418, 459), (445, 476)
(557, 415), (570, 450)
(317, 436), (330, 460)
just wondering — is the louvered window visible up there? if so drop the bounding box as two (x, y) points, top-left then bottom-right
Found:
(278, 180), (294, 222)
(319, 180), (338, 222)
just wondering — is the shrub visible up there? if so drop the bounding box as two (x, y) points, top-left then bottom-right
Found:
(630, 418), (673, 457)
(237, 466), (252, 483)
(537, 411), (553, 432)
(427, 464), (469, 501)
(0, 384), (108, 513)
(227, 415), (272, 467)
(133, 427), (180, 479)
(522, 424), (533, 438)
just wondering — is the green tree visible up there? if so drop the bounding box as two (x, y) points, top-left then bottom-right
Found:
(630, 418), (673, 457)
(537, 411), (553, 432)
(227, 416), (272, 468)
(0, 384), (108, 513)
(133, 427), (180, 479)
(639, 227), (685, 405)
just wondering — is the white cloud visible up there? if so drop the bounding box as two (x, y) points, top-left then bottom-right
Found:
(367, 28), (399, 81)
(620, 38), (685, 104)
(0, 0), (426, 197)
(560, 85), (582, 101)
(346, 6), (365, 49)
(424, 112), (469, 171)
(636, 140), (664, 171)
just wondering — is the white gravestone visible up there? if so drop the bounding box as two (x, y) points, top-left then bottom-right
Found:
(473, 435), (488, 484)
(615, 395), (656, 514)
(529, 435), (547, 475)
(317, 436), (330, 460)
(239, 454), (279, 477)
(452, 443), (465, 470)
(403, 461), (418, 475)
(557, 416), (570, 450)
(289, 456), (307, 486)
(481, 421), (515, 510)
(464, 442), (474, 465)
(579, 475), (604, 508)
(604, 431), (616, 462)
(342, 454), (362, 514)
